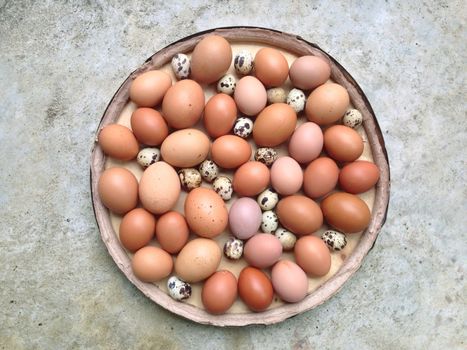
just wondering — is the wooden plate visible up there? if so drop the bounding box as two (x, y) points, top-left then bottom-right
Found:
(90, 27), (390, 326)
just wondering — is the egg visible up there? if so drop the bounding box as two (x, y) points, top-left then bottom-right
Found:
(271, 260), (308, 303)
(202, 271), (238, 314)
(254, 47), (289, 87)
(244, 233), (282, 268)
(223, 237), (244, 260)
(274, 227), (297, 251)
(261, 210), (278, 233)
(267, 87), (287, 104)
(98, 124), (139, 161)
(233, 161), (270, 197)
(276, 195), (323, 235)
(211, 135), (252, 169)
(178, 168), (202, 192)
(217, 74), (236, 95)
(119, 208), (155, 252)
(129, 70), (172, 107)
(190, 35), (232, 84)
(339, 160), (380, 194)
(198, 160), (219, 183)
(161, 79), (205, 129)
(343, 108), (363, 128)
(238, 267), (274, 312)
(136, 147), (161, 168)
(254, 147), (278, 166)
(130, 108), (169, 146)
(184, 187), (228, 238)
(175, 238), (222, 283)
(167, 276), (192, 300)
(131, 246), (173, 282)
(303, 157), (339, 198)
(155, 211), (189, 254)
(321, 230), (347, 251)
(139, 161), (180, 215)
(203, 93), (237, 138)
(171, 53), (191, 80)
(286, 88), (306, 113)
(234, 76), (267, 116)
(270, 157), (303, 196)
(294, 236), (331, 277)
(320, 192), (371, 233)
(305, 83), (350, 125)
(233, 117), (254, 139)
(161, 128), (210, 167)
(253, 103), (297, 147)
(212, 176), (233, 201)
(289, 55), (331, 90)
(288, 122), (323, 164)
(229, 197), (262, 240)
(98, 167), (138, 214)
(256, 188), (279, 211)
(234, 50), (254, 75)
(323, 125), (364, 162)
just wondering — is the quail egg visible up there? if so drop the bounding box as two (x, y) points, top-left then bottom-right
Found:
(254, 147), (278, 166)
(257, 188), (279, 211)
(167, 276), (192, 301)
(261, 210), (279, 233)
(343, 109), (363, 128)
(199, 160), (219, 183)
(223, 237), (244, 260)
(233, 117), (253, 138)
(217, 74), (236, 95)
(137, 147), (161, 168)
(287, 88), (306, 113)
(171, 53), (190, 80)
(267, 87), (287, 104)
(212, 176), (233, 201)
(234, 50), (254, 75)
(178, 168), (202, 191)
(321, 230), (347, 251)
(275, 227), (297, 251)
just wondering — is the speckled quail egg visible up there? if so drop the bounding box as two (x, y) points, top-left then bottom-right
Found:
(275, 227), (297, 251)
(234, 50), (254, 75)
(178, 168), (202, 191)
(343, 109), (363, 128)
(254, 147), (278, 166)
(167, 276), (192, 301)
(198, 160), (219, 183)
(267, 87), (287, 104)
(217, 74), (236, 95)
(212, 176), (233, 201)
(233, 117), (253, 138)
(257, 188), (279, 211)
(261, 210), (279, 233)
(321, 230), (347, 251)
(171, 53), (190, 80)
(137, 147), (161, 168)
(223, 237), (244, 260)
(287, 88), (306, 113)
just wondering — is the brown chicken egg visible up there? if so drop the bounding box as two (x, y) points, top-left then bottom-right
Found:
(238, 267), (274, 312)
(234, 76), (267, 116)
(254, 47), (289, 87)
(270, 156), (303, 196)
(253, 103), (297, 147)
(129, 70), (172, 107)
(203, 93), (238, 138)
(155, 211), (189, 254)
(132, 246), (173, 282)
(211, 135), (252, 169)
(339, 160), (380, 194)
(98, 167), (138, 215)
(130, 108), (169, 146)
(324, 125), (364, 162)
(119, 208), (156, 252)
(294, 236), (331, 277)
(303, 157), (339, 198)
(305, 83), (349, 125)
(289, 55), (331, 90)
(271, 260), (308, 303)
(233, 161), (270, 197)
(161, 128), (210, 168)
(276, 195), (323, 235)
(202, 270), (238, 315)
(98, 124), (139, 161)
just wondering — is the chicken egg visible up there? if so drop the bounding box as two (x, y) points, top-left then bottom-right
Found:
(234, 76), (267, 116)
(289, 55), (331, 90)
(129, 70), (172, 107)
(254, 47), (289, 87)
(338, 160), (380, 194)
(203, 93), (237, 138)
(98, 167), (138, 215)
(211, 135), (252, 169)
(233, 161), (270, 197)
(303, 157), (339, 199)
(155, 211), (189, 254)
(161, 128), (210, 168)
(324, 125), (364, 162)
(131, 246), (173, 282)
(305, 83), (349, 125)
(294, 235), (331, 277)
(276, 195), (323, 235)
(98, 124), (139, 161)
(130, 108), (168, 146)
(119, 208), (155, 252)
(202, 271), (238, 315)
(238, 267), (274, 312)
(253, 103), (297, 147)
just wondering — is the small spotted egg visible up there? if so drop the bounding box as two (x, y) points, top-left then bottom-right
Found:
(223, 237), (244, 260)
(137, 147), (160, 168)
(343, 109), (363, 128)
(212, 176), (233, 201)
(217, 74), (237, 95)
(321, 230), (347, 251)
(254, 147), (278, 166)
(286, 88), (306, 113)
(171, 53), (190, 80)
(167, 276), (192, 301)
(261, 210), (279, 233)
(234, 50), (254, 75)
(257, 188), (279, 211)
(233, 117), (253, 138)
(178, 168), (202, 191)
(267, 87), (287, 104)
(274, 227), (297, 251)
(199, 160), (219, 183)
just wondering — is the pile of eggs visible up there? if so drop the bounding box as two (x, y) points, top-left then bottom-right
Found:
(97, 35), (380, 315)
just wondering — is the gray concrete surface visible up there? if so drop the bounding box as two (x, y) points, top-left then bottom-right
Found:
(1, 1), (465, 349)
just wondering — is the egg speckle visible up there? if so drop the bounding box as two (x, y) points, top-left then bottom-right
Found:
(321, 230), (347, 251)
(167, 276), (192, 300)
(217, 74), (237, 95)
(256, 188), (279, 211)
(212, 176), (233, 201)
(343, 108), (363, 128)
(171, 53), (191, 80)
(254, 147), (278, 166)
(267, 87), (287, 104)
(233, 117), (254, 138)
(178, 168), (202, 191)
(137, 147), (161, 168)
(261, 210), (279, 233)
(234, 50), (254, 75)
(198, 160), (219, 183)
(223, 237), (244, 260)
(274, 227), (297, 251)
(287, 88), (306, 113)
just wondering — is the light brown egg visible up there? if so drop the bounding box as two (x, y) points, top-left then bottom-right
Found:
(234, 76), (267, 116)
(271, 260), (308, 303)
(129, 70), (172, 107)
(233, 161), (270, 197)
(202, 270), (238, 315)
(324, 125), (364, 162)
(203, 93), (237, 138)
(303, 157), (339, 198)
(98, 167), (138, 215)
(238, 267), (273, 312)
(130, 108), (168, 146)
(270, 156), (303, 196)
(155, 211), (189, 254)
(253, 103), (297, 147)
(276, 195), (323, 235)
(244, 233), (283, 268)
(254, 47), (289, 87)
(161, 79), (205, 129)
(305, 83), (349, 125)
(211, 135), (252, 169)
(339, 160), (380, 194)
(131, 246), (173, 282)
(294, 236), (331, 277)
(98, 124), (139, 161)
(289, 55), (331, 90)
(119, 208), (156, 252)
(190, 35), (232, 84)
(161, 128), (210, 167)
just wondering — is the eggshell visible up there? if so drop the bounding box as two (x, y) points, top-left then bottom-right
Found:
(175, 238), (222, 283)
(131, 246), (173, 282)
(98, 124), (139, 161)
(203, 93), (237, 138)
(234, 76), (267, 116)
(339, 160), (380, 194)
(321, 192), (371, 233)
(288, 122), (323, 164)
(254, 47), (289, 87)
(303, 157), (339, 198)
(211, 135), (252, 169)
(98, 167), (138, 214)
(119, 208), (155, 252)
(270, 157), (303, 196)
(130, 108), (168, 146)
(233, 161), (270, 197)
(289, 55), (331, 90)
(305, 83), (349, 125)
(294, 236), (331, 277)
(129, 70), (172, 107)
(161, 129), (210, 167)
(202, 270), (238, 315)
(184, 187), (228, 238)
(139, 161), (180, 215)
(271, 260), (308, 302)
(253, 103), (297, 147)
(161, 79), (205, 129)
(229, 197), (262, 240)
(276, 195), (323, 235)
(155, 211), (189, 254)
(244, 233), (283, 269)
(238, 267), (273, 312)
(324, 125), (364, 162)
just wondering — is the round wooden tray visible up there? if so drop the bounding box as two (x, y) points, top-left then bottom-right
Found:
(90, 27), (390, 326)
